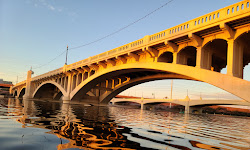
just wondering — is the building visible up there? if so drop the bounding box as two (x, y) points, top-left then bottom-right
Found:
(0, 79), (12, 85)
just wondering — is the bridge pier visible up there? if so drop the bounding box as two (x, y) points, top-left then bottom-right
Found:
(185, 106), (203, 114)
(141, 103), (144, 110)
(23, 70), (34, 99)
(184, 96), (202, 114)
(184, 96), (190, 114)
(62, 96), (70, 104)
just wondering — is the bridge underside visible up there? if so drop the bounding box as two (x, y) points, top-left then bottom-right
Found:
(70, 68), (194, 105)
(68, 63), (250, 105)
(33, 83), (62, 100)
(26, 61), (250, 106)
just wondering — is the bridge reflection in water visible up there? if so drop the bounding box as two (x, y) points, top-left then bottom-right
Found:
(1, 98), (249, 150)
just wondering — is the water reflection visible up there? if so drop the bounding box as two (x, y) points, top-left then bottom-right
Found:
(0, 98), (249, 150)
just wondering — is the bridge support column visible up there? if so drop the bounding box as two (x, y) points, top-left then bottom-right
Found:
(184, 96), (190, 114)
(185, 106), (190, 114)
(23, 70), (34, 99)
(227, 40), (243, 78)
(184, 96), (203, 114)
(196, 47), (204, 68)
(173, 52), (178, 64)
(140, 103), (144, 110)
(61, 73), (73, 104)
(62, 96), (70, 104)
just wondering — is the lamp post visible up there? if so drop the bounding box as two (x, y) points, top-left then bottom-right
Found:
(65, 45), (68, 65)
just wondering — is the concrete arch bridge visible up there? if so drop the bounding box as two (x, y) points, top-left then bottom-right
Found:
(111, 97), (250, 113)
(11, 1), (250, 108)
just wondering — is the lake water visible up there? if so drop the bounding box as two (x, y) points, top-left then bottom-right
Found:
(0, 98), (249, 150)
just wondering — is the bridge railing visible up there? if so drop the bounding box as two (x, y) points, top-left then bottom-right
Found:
(65, 0), (250, 72)
(66, 37), (145, 71)
(31, 67), (63, 81)
(148, 0), (250, 43)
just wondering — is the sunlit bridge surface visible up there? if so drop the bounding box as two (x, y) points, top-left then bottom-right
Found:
(0, 98), (249, 150)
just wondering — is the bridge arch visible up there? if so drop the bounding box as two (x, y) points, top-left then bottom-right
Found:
(202, 39), (228, 72)
(113, 100), (141, 105)
(33, 81), (67, 100)
(100, 74), (193, 104)
(18, 87), (26, 98)
(157, 51), (173, 63)
(178, 46), (197, 67)
(234, 31), (250, 79)
(234, 26), (250, 40)
(70, 62), (250, 104)
(189, 100), (250, 107)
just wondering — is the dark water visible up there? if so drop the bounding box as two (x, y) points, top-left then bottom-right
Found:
(0, 98), (249, 150)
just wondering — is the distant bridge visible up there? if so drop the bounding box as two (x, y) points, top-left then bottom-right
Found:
(111, 97), (250, 113)
(11, 1), (250, 106)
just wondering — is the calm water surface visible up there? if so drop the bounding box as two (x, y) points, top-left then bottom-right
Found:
(0, 98), (249, 150)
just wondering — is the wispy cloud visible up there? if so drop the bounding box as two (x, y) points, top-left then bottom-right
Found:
(26, 0), (78, 21)
(28, 0), (64, 12)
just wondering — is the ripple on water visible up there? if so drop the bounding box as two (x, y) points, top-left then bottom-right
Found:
(0, 98), (249, 150)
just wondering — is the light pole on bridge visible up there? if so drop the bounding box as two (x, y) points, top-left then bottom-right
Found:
(65, 45), (68, 65)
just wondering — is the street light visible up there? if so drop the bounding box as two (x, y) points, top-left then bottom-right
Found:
(65, 45), (68, 65)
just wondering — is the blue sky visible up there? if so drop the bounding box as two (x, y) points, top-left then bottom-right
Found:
(0, 0), (248, 99)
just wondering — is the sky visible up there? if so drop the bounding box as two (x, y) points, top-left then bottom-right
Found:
(0, 0), (249, 99)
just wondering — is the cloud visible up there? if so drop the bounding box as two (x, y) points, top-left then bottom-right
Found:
(47, 4), (55, 11)
(31, 0), (63, 12)
(28, 0), (78, 21)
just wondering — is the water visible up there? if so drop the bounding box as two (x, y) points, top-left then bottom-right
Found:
(0, 98), (249, 150)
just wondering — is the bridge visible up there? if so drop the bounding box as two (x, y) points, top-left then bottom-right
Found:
(11, 1), (250, 108)
(111, 97), (250, 113)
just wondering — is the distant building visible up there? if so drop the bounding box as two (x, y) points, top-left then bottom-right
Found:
(0, 79), (12, 85)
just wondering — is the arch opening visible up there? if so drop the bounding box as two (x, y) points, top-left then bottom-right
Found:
(14, 90), (17, 97)
(33, 83), (63, 100)
(72, 74), (77, 90)
(143, 103), (185, 111)
(235, 32), (250, 80)
(71, 68), (183, 102)
(178, 46), (197, 67)
(83, 72), (88, 81)
(157, 52), (173, 63)
(61, 77), (65, 88)
(114, 101), (141, 106)
(18, 88), (26, 98)
(202, 39), (227, 73)
(65, 76), (68, 90)
(78, 73), (83, 86)
(90, 70), (95, 76)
